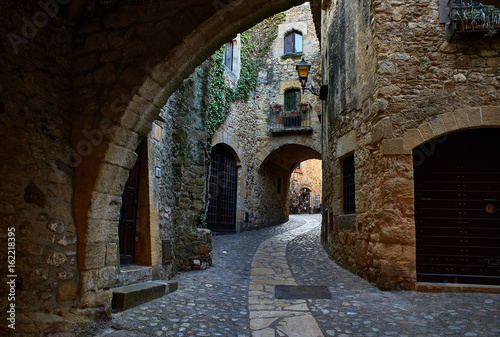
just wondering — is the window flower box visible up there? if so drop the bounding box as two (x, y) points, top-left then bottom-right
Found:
(452, 1), (500, 35)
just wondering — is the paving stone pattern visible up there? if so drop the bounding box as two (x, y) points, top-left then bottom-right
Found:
(99, 215), (500, 336)
(249, 221), (323, 336)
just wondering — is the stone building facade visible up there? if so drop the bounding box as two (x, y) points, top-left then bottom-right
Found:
(2, 0), (499, 334)
(114, 61), (213, 289)
(0, 1), (310, 334)
(211, 3), (323, 232)
(315, 0), (500, 291)
(289, 159), (323, 214)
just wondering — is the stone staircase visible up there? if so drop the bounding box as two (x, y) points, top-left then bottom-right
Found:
(112, 265), (178, 311)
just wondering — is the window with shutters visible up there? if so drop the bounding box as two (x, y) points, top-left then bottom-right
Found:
(284, 30), (303, 55)
(224, 41), (234, 70)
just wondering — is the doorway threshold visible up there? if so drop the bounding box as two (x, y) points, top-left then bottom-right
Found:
(115, 265), (153, 287)
(417, 282), (500, 294)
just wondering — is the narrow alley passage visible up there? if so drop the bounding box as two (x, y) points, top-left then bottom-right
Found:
(99, 215), (500, 337)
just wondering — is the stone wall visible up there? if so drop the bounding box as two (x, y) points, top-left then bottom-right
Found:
(0, 0), (315, 333)
(320, 0), (500, 290)
(156, 62), (212, 273)
(212, 3), (323, 230)
(0, 2), (94, 335)
(113, 60), (213, 287)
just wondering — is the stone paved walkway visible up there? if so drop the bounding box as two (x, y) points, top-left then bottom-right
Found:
(99, 215), (500, 337)
(249, 221), (323, 337)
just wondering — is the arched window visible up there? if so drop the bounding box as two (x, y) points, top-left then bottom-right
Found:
(284, 30), (303, 55)
(284, 89), (301, 111)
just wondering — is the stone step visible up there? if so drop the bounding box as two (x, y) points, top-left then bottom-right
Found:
(112, 281), (178, 312)
(114, 265), (155, 287)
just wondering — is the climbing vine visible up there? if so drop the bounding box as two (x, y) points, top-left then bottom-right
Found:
(206, 13), (286, 143)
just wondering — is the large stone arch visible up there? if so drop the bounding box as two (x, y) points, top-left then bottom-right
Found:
(256, 137), (321, 171)
(252, 143), (321, 227)
(73, 0), (310, 311)
(379, 106), (500, 157)
(373, 106), (500, 290)
(409, 112), (500, 288)
(401, 106), (500, 151)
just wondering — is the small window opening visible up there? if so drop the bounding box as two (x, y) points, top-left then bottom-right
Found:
(284, 31), (303, 55)
(342, 155), (355, 214)
(284, 89), (301, 112)
(224, 41), (234, 70)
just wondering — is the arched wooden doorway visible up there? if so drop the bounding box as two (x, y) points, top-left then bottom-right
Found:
(206, 145), (238, 232)
(414, 128), (500, 285)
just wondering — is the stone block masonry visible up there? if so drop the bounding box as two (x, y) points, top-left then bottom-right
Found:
(319, 0), (500, 291)
(0, 2), (83, 335)
(212, 3), (323, 231)
(149, 61), (213, 276)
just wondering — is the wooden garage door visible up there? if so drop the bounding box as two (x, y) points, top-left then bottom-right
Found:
(414, 129), (500, 285)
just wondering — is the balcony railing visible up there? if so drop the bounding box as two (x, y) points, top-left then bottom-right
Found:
(269, 103), (313, 134)
(450, 0), (500, 34)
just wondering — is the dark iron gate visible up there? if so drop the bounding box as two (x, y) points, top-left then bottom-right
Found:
(414, 129), (500, 285)
(207, 145), (237, 232)
(119, 143), (142, 265)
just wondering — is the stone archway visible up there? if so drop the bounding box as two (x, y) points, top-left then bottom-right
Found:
(413, 128), (500, 286)
(253, 143), (321, 227)
(332, 107), (500, 291)
(385, 107), (500, 290)
(256, 137), (321, 170)
(401, 106), (500, 152)
(407, 107), (500, 287)
(72, 0), (310, 313)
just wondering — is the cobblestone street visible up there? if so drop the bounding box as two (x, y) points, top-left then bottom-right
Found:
(99, 215), (500, 337)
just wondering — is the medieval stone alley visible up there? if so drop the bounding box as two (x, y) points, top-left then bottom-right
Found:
(98, 214), (500, 337)
(2, 1), (500, 335)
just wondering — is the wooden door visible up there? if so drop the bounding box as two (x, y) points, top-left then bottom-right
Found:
(206, 145), (237, 232)
(119, 144), (142, 265)
(414, 129), (500, 285)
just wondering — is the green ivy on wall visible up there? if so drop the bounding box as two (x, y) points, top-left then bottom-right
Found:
(206, 13), (286, 143)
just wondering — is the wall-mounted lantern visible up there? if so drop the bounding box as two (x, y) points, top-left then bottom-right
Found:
(296, 57), (328, 101)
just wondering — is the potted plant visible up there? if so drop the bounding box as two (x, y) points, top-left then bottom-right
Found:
(282, 111), (301, 127)
(452, 1), (500, 35)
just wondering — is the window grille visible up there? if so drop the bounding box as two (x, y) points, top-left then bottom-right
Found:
(343, 155), (355, 214)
